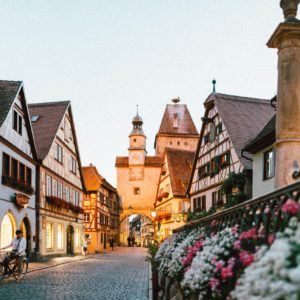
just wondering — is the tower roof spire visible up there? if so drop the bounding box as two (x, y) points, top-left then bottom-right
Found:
(130, 105), (145, 136)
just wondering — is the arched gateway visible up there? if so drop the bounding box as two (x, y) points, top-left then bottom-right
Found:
(116, 112), (163, 230)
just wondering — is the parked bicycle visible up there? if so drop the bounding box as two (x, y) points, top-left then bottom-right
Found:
(0, 251), (29, 282)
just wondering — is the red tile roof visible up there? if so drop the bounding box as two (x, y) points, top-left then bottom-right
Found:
(165, 148), (195, 196)
(155, 104), (198, 145)
(28, 101), (70, 160)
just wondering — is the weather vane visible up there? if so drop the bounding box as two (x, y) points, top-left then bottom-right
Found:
(212, 79), (217, 93)
(136, 104), (139, 115)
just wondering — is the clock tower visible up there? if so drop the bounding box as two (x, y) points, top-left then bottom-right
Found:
(128, 109), (147, 166)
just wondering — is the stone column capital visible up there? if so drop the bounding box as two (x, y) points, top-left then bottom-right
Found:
(267, 22), (300, 49)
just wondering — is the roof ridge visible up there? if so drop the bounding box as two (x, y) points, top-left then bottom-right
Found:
(215, 93), (270, 104)
(28, 101), (70, 107)
(0, 80), (22, 84)
(165, 147), (195, 154)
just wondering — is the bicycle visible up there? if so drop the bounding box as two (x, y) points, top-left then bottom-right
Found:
(0, 251), (29, 282)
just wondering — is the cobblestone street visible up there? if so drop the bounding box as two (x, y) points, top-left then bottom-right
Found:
(0, 247), (149, 300)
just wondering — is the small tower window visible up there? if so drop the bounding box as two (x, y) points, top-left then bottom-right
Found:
(173, 113), (179, 129)
(134, 187), (140, 195)
(134, 138), (137, 142)
(177, 141), (180, 146)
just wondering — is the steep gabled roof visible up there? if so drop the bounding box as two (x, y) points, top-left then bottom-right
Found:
(214, 93), (275, 168)
(187, 92), (275, 194)
(244, 115), (276, 153)
(82, 165), (103, 191)
(0, 80), (37, 160)
(0, 80), (22, 127)
(28, 101), (70, 160)
(155, 103), (198, 146)
(165, 148), (195, 197)
(83, 165), (117, 193)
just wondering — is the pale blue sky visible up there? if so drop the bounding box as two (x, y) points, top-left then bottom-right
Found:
(0, 1), (282, 185)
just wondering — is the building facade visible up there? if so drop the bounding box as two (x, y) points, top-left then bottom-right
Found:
(0, 81), (37, 257)
(188, 93), (275, 212)
(155, 148), (194, 240)
(29, 101), (85, 257)
(244, 115), (276, 198)
(83, 165), (119, 253)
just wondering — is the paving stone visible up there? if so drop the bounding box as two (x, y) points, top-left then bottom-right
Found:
(0, 247), (149, 300)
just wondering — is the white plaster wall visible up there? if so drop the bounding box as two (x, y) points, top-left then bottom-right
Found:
(252, 147), (275, 198)
(0, 143), (36, 250)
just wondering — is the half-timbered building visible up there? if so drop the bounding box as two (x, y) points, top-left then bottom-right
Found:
(154, 148), (194, 240)
(82, 165), (119, 253)
(188, 93), (275, 212)
(0, 80), (38, 257)
(29, 101), (85, 257)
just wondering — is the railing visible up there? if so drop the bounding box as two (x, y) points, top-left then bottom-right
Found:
(174, 181), (300, 236)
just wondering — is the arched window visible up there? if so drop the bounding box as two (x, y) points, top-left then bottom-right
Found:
(0, 214), (15, 249)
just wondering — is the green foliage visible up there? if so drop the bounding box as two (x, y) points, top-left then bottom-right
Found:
(187, 207), (216, 222)
(224, 192), (249, 209)
(221, 172), (247, 195)
(145, 243), (160, 272)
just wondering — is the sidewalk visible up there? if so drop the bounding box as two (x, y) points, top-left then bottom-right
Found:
(28, 255), (91, 273)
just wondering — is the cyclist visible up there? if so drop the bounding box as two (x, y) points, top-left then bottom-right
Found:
(0, 229), (26, 282)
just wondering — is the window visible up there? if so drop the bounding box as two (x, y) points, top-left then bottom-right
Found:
(52, 179), (57, 197)
(173, 113), (179, 128)
(210, 124), (216, 142)
(55, 143), (63, 164)
(134, 138), (137, 142)
(57, 224), (64, 249)
(65, 187), (70, 202)
(46, 223), (53, 249)
(2, 153), (10, 177)
(215, 122), (223, 135)
(58, 182), (63, 199)
(11, 159), (18, 180)
(19, 163), (25, 182)
(193, 196), (206, 212)
(204, 134), (209, 145)
(212, 192), (218, 207)
(26, 167), (32, 187)
(219, 151), (230, 169)
(31, 115), (40, 122)
(46, 175), (52, 196)
(264, 149), (275, 180)
(134, 187), (140, 195)
(83, 213), (90, 222)
(198, 163), (210, 179)
(70, 157), (76, 174)
(12, 110), (22, 135)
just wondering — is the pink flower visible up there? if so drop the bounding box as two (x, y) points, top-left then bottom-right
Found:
(282, 199), (300, 215)
(233, 240), (241, 250)
(215, 260), (224, 271)
(221, 266), (233, 280)
(268, 234), (275, 245)
(239, 228), (257, 241)
(228, 257), (236, 267)
(209, 277), (220, 290)
(211, 220), (217, 226)
(264, 207), (270, 214)
(231, 225), (239, 235)
(239, 251), (254, 267)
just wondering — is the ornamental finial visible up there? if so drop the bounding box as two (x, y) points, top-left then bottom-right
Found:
(212, 79), (217, 93)
(280, 0), (300, 22)
(171, 97), (180, 104)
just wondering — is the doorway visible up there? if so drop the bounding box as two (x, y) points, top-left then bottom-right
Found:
(20, 217), (31, 257)
(66, 225), (74, 255)
(104, 233), (106, 249)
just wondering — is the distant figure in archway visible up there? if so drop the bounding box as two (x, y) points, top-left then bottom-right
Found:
(127, 236), (131, 247)
(109, 236), (115, 251)
(132, 236), (135, 247)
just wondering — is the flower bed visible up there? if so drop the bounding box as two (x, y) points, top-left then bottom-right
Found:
(153, 193), (300, 299)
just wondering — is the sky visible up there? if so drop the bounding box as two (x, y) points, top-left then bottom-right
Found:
(0, 1), (282, 185)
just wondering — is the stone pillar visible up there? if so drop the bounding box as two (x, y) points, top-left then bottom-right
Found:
(268, 21), (300, 188)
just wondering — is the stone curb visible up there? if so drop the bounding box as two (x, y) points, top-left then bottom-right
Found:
(148, 263), (152, 300)
(27, 256), (92, 274)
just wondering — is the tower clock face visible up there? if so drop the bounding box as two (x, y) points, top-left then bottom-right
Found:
(129, 152), (144, 165)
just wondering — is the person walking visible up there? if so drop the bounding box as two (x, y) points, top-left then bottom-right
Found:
(83, 237), (88, 256)
(109, 236), (115, 251)
(131, 236), (135, 247)
(127, 236), (131, 247)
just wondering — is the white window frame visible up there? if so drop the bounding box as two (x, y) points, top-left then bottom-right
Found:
(58, 182), (63, 199)
(46, 175), (52, 196)
(52, 179), (58, 197)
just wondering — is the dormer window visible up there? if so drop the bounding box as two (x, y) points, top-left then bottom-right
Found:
(173, 113), (179, 129)
(31, 115), (40, 122)
(55, 143), (63, 164)
(13, 110), (22, 135)
(134, 187), (140, 195)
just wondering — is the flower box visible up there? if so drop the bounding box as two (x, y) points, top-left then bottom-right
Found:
(2, 175), (33, 195)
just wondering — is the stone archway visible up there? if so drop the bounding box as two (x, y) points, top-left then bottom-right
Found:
(20, 217), (31, 257)
(0, 212), (16, 249)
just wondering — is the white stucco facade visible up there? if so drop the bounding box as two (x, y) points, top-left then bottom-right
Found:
(252, 146), (275, 198)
